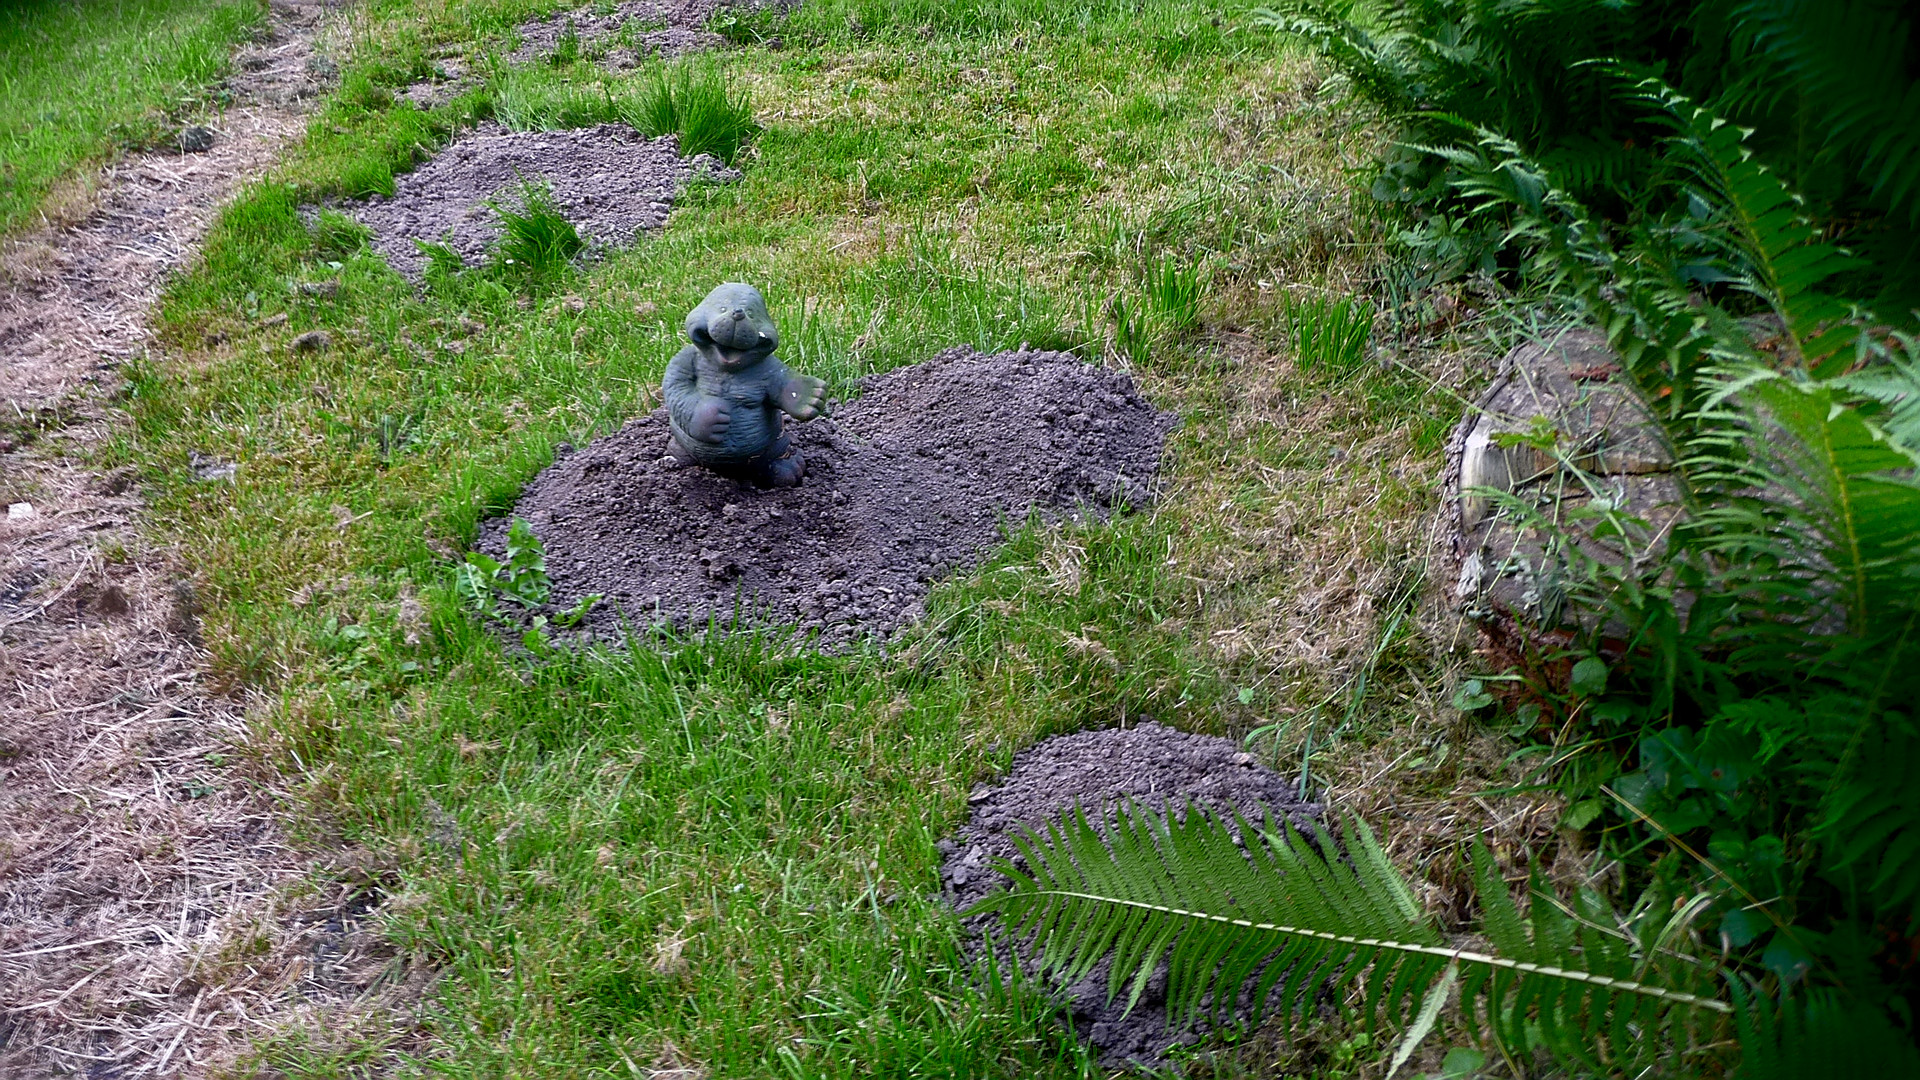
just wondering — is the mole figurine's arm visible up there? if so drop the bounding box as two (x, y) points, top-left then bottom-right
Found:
(766, 358), (827, 421)
(663, 345), (730, 443)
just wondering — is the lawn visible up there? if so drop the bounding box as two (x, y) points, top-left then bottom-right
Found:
(0, 0), (263, 235)
(105, 1), (1487, 1074)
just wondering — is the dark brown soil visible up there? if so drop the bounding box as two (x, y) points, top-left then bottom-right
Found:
(480, 346), (1178, 647)
(346, 123), (737, 280)
(510, 0), (796, 65)
(940, 722), (1321, 1066)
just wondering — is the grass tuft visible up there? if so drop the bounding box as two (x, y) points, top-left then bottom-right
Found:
(632, 65), (757, 163)
(492, 66), (625, 131)
(1145, 254), (1206, 333)
(1284, 291), (1375, 373)
(488, 178), (584, 287)
(490, 61), (755, 165)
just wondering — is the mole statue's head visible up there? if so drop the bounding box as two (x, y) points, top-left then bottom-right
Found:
(685, 282), (779, 372)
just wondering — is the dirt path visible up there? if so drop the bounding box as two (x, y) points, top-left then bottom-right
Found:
(0, 3), (409, 1075)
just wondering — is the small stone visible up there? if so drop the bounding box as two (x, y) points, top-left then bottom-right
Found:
(721, 503), (741, 520)
(1232, 752), (1257, 767)
(291, 330), (332, 354)
(188, 452), (236, 483)
(259, 312), (289, 329)
(177, 125), (215, 153)
(299, 280), (339, 299)
(6, 502), (33, 522)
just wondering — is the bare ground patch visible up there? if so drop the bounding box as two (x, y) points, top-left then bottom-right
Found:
(508, 0), (795, 66)
(344, 124), (740, 281)
(485, 346), (1176, 647)
(0, 2), (424, 1074)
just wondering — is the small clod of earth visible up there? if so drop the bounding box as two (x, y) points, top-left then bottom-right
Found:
(941, 721), (1322, 1065)
(176, 125), (216, 153)
(341, 123), (737, 281)
(479, 346), (1179, 648)
(291, 330), (331, 353)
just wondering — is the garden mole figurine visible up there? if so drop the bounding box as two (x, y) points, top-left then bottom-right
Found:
(662, 282), (826, 488)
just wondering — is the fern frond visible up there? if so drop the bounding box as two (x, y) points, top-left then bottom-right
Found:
(1635, 78), (1870, 372)
(1832, 331), (1920, 451)
(1732, 0), (1920, 226)
(966, 804), (1727, 1070)
(1734, 983), (1920, 1079)
(1819, 725), (1920, 914)
(1691, 364), (1920, 638)
(1248, 2), (1422, 116)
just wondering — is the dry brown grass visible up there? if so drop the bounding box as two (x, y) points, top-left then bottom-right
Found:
(0, 3), (436, 1074)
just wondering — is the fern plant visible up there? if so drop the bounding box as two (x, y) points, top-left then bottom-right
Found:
(968, 804), (1729, 1073)
(1253, 0), (1920, 312)
(1405, 76), (1920, 1045)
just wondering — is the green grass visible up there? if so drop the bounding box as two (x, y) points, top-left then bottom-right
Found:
(98, 0), (1478, 1074)
(492, 60), (758, 163)
(488, 179), (585, 286)
(0, 0), (264, 234)
(1284, 291), (1375, 373)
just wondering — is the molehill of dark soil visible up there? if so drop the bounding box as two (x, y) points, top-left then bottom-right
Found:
(347, 123), (737, 280)
(511, 0), (796, 65)
(478, 346), (1178, 647)
(940, 722), (1322, 1066)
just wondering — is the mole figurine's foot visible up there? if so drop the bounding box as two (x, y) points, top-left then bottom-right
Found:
(758, 447), (805, 489)
(660, 437), (693, 469)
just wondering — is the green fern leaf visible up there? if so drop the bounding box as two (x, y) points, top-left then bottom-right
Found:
(1636, 79), (1869, 371)
(967, 803), (1728, 1069)
(1832, 333), (1920, 451)
(1819, 727), (1920, 913)
(1732, 0), (1920, 226)
(1695, 366), (1920, 637)
(1734, 984), (1920, 1079)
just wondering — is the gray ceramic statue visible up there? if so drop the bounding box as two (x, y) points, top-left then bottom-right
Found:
(662, 283), (826, 488)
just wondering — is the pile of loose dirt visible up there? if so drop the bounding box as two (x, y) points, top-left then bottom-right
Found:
(940, 722), (1322, 1065)
(480, 346), (1178, 646)
(510, 0), (795, 65)
(347, 123), (737, 280)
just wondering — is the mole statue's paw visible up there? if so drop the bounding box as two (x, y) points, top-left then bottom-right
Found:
(782, 374), (828, 421)
(690, 398), (732, 442)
